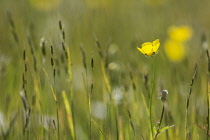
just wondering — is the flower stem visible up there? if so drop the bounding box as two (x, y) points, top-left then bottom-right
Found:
(154, 104), (165, 139)
(149, 57), (155, 139)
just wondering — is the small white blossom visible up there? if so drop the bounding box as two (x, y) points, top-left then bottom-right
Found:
(161, 90), (168, 102)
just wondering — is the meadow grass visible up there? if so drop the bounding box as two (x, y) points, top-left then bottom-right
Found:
(1, 0), (210, 139)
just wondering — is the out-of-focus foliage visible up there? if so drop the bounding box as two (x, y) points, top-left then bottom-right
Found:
(30, 0), (61, 11)
(164, 39), (185, 62)
(84, 0), (113, 8)
(164, 25), (192, 62)
(168, 26), (192, 43)
(0, 0), (210, 139)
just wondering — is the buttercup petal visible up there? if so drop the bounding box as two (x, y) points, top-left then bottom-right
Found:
(137, 47), (146, 55)
(141, 45), (153, 55)
(152, 39), (160, 46)
(147, 48), (154, 56)
(153, 39), (160, 53)
(142, 42), (152, 47)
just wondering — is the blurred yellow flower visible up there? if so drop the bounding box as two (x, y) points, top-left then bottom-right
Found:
(164, 39), (185, 62)
(137, 39), (160, 56)
(143, 0), (167, 6)
(30, 0), (60, 11)
(84, 0), (112, 8)
(168, 26), (192, 42)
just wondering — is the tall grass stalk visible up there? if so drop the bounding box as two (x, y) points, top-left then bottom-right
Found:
(62, 90), (75, 140)
(206, 49), (210, 139)
(185, 64), (198, 140)
(80, 44), (91, 139)
(66, 46), (76, 140)
(91, 118), (108, 140)
(42, 68), (57, 102)
(95, 36), (119, 140)
(58, 20), (75, 139)
(141, 91), (149, 117)
(42, 67), (60, 139)
(88, 51), (94, 140)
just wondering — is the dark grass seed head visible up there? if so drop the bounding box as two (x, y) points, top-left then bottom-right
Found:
(51, 45), (54, 55)
(59, 20), (62, 31)
(62, 42), (66, 51)
(205, 50), (210, 73)
(53, 119), (56, 129)
(91, 58), (94, 69)
(91, 53), (94, 69)
(25, 63), (27, 72)
(62, 31), (65, 41)
(80, 44), (87, 70)
(41, 38), (46, 56)
(51, 58), (54, 67)
(7, 11), (15, 29)
(22, 73), (25, 89)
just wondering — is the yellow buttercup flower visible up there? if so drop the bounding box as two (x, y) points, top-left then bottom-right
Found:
(168, 26), (192, 42)
(164, 39), (185, 62)
(137, 39), (160, 56)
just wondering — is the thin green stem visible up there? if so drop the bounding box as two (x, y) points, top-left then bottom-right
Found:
(149, 57), (155, 139)
(154, 105), (165, 139)
(159, 105), (165, 128)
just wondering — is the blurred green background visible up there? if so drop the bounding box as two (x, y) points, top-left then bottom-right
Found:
(1, 0), (210, 139)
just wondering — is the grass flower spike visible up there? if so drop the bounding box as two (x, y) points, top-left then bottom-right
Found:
(137, 39), (160, 56)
